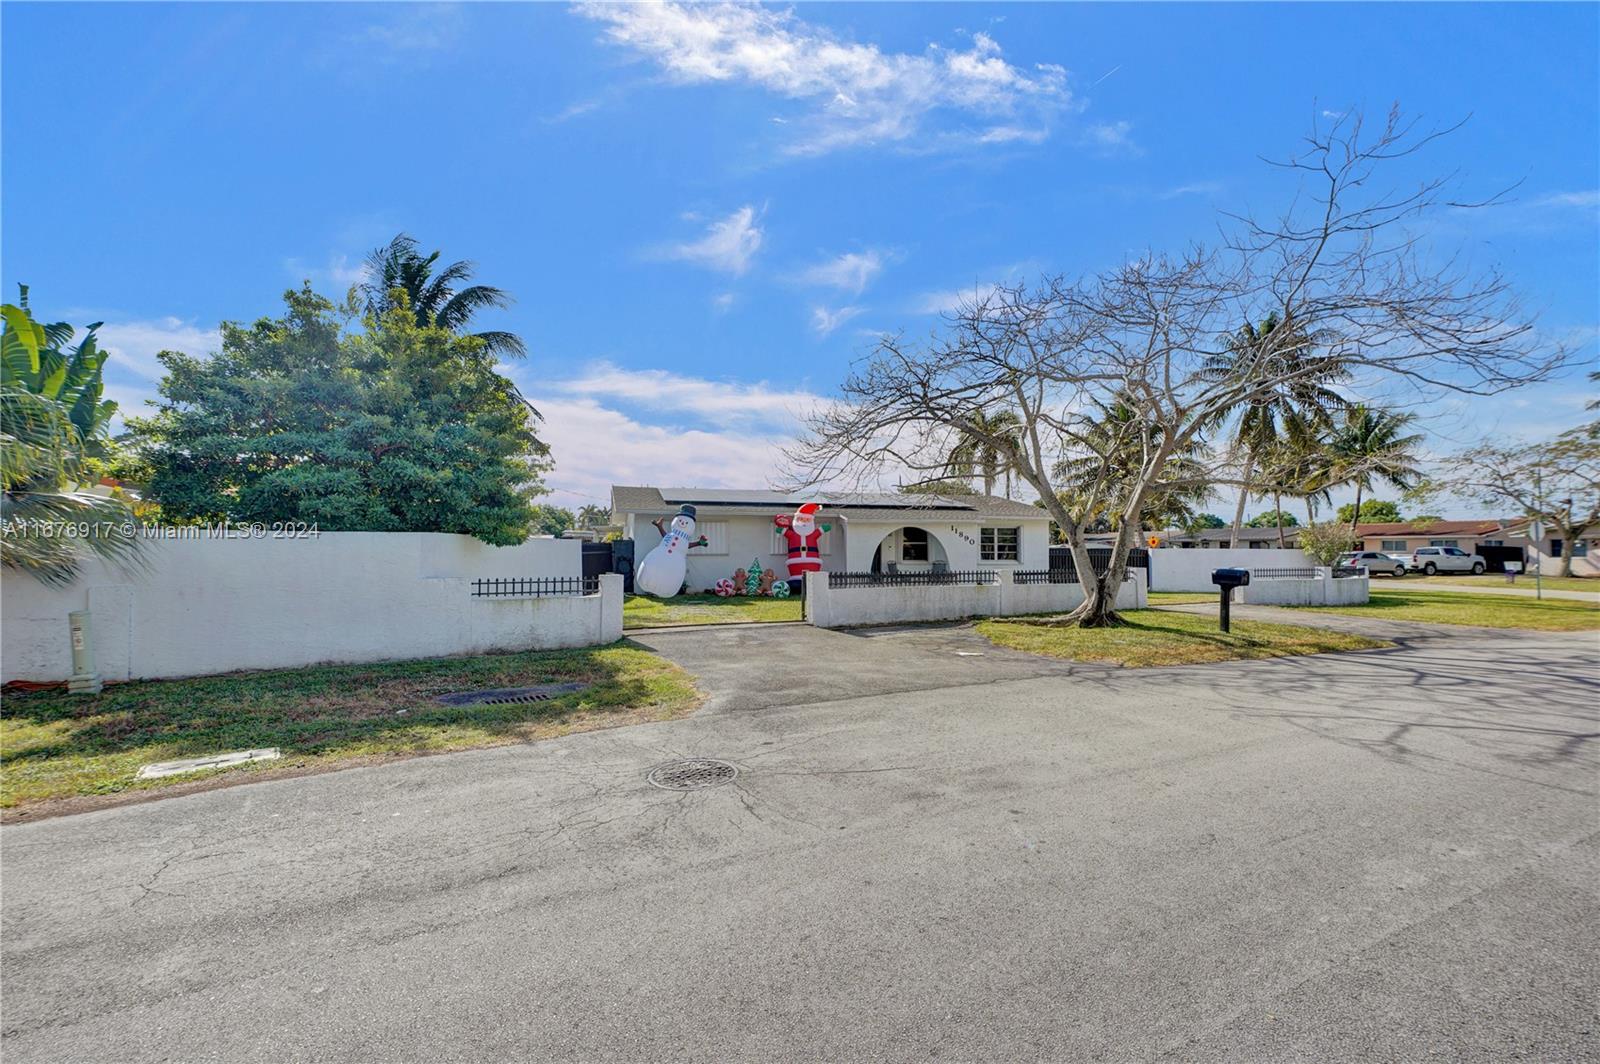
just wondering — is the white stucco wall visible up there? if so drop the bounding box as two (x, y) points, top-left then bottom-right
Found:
(840, 518), (1051, 574)
(1, 533), (619, 683)
(1146, 548), (1316, 591)
(1239, 570), (1370, 606)
(804, 569), (1147, 628)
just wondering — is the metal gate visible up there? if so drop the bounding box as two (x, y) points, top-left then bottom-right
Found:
(582, 539), (635, 593)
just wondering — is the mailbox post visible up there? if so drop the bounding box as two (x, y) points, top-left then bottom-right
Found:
(1211, 568), (1250, 633)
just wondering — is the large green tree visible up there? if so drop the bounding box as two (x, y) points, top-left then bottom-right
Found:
(361, 234), (526, 359)
(1336, 499), (1402, 524)
(2, 287), (142, 583)
(128, 286), (550, 544)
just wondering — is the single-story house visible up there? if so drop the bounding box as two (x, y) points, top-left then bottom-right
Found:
(609, 486), (1052, 593)
(1353, 520), (1509, 555)
(1497, 519), (1599, 577)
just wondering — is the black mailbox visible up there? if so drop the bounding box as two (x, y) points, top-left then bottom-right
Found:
(1211, 567), (1250, 589)
(1210, 568), (1250, 632)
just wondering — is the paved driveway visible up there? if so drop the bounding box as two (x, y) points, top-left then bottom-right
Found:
(3, 617), (1597, 1061)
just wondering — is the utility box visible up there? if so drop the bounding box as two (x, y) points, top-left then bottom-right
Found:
(67, 610), (103, 695)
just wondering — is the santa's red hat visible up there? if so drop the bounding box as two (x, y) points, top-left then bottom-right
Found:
(796, 503), (821, 516)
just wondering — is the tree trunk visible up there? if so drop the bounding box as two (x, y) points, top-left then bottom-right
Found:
(1558, 522), (1576, 578)
(1230, 450), (1255, 548)
(1348, 482), (1364, 535)
(1275, 490), (1286, 548)
(1305, 494), (1316, 528)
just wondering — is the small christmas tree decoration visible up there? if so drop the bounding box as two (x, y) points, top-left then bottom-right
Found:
(744, 558), (764, 597)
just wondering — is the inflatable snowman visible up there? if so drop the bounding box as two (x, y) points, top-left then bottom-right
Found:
(634, 504), (707, 598)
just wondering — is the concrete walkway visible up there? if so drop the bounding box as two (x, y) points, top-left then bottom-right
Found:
(2, 620), (1596, 1061)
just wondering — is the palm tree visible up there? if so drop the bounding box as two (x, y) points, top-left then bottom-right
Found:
(2, 288), (142, 584)
(1326, 405), (1424, 533)
(1204, 313), (1347, 546)
(576, 504), (611, 529)
(944, 410), (1024, 497)
(362, 234), (526, 358)
(1055, 397), (1213, 531)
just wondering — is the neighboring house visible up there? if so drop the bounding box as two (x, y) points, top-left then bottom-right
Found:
(610, 486), (1052, 593)
(1165, 527), (1302, 549)
(1498, 519), (1600, 577)
(1352, 520), (1508, 556)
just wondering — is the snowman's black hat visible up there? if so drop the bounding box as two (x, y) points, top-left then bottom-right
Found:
(676, 504), (697, 520)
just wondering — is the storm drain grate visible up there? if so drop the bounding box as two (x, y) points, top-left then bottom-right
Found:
(434, 682), (588, 707)
(647, 758), (739, 791)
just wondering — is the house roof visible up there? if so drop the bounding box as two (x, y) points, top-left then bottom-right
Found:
(1354, 520), (1504, 537)
(609, 485), (1047, 522)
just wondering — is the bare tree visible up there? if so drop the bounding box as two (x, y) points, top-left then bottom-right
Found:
(790, 108), (1567, 626)
(1443, 428), (1599, 577)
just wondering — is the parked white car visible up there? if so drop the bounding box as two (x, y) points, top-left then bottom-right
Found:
(1339, 550), (1408, 577)
(1408, 546), (1486, 575)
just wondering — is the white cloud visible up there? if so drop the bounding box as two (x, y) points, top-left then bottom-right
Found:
(284, 254), (371, 291)
(96, 318), (221, 380)
(810, 305), (864, 336)
(578, 3), (1073, 155)
(1526, 190), (1599, 210)
(711, 292), (736, 313)
(360, 4), (463, 54)
(1157, 181), (1223, 200)
(1082, 120), (1135, 153)
(547, 361), (822, 425)
(911, 282), (1000, 315)
(795, 249), (886, 294)
(534, 396), (799, 508)
(656, 206), (764, 275)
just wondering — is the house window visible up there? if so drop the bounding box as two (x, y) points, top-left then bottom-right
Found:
(1380, 540), (1407, 552)
(1481, 539), (1503, 547)
(1573, 540), (1589, 557)
(1551, 538), (1564, 557)
(698, 521), (728, 556)
(1429, 539), (1459, 547)
(900, 527), (930, 562)
(980, 526), (1019, 562)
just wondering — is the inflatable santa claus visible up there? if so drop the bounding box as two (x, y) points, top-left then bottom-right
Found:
(774, 503), (831, 594)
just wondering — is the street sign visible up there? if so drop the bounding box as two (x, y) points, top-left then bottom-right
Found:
(1530, 519), (1545, 542)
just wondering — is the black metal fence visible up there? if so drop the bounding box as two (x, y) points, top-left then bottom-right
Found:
(471, 576), (600, 598)
(1250, 567), (1318, 580)
(1016, 569), (1140, 585)
(828, 569), (998, 589)
(1048, 547), (1150, 580)
(1249, 566), (1365, 580)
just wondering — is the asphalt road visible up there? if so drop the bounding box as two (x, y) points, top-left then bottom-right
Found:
(3, 614), (1597, 1062)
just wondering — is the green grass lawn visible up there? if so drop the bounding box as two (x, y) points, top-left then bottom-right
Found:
(976, 609), (1388, 667)
(624, 592), (803, 628)
(1285, 587), (1600, 632)
(1408, 573), (1600, 594)
(1148, 591), (1221, 605)
(0, 642), (699, 818)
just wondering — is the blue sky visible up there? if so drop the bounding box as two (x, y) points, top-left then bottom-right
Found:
(4, 1), (1596, 515)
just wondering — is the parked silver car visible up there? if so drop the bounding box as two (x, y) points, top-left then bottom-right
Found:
(1408, 546), (1486, 575)
(1339, 550), (1408, 577)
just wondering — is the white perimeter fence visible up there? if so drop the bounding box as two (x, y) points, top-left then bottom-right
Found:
(1, 532), (622, 683)
(1146, 548), (1316, 591)
(804, 569), (1148, 628)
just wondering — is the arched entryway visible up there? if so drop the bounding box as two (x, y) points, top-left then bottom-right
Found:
(868, 526), (951, 574)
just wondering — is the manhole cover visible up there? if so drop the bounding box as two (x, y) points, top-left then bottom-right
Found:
(435, 682), (588, 707)
(647, 758), (739, 791)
